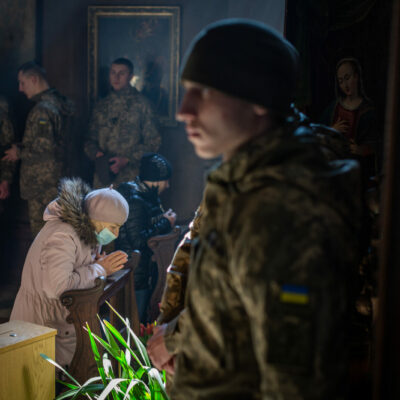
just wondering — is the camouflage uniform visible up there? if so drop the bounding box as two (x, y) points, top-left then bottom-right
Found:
(159, 110), (353, 353)
(169, 124), (363, 399)
(156, 204), (202, 393)
(20, 88), (75, 235)
(85, 86), (161, 188)
(0, 100), (15, 187)
(158, 203), (202, 326)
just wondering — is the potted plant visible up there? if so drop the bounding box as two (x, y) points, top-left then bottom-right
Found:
(41, 303), (169, 400)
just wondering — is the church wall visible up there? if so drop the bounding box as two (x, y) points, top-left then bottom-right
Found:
(0, 0), (37, 137)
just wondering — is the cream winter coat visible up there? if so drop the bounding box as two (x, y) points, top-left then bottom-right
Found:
(10, 179), (106, 366)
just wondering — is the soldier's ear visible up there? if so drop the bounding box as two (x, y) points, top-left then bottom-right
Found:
(31, 74), (39, 85)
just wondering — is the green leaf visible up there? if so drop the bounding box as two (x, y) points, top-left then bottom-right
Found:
(40, 353), (81, 387)
(55, 379), (79, 390)
(88, 329), (117, 359)
(80, 376), (104, 387)
(106, 301), (150, 366)
(86, 323), (101, 360)
(147, 368), (169, 400)
(99, 317), (120, 352)
(55, 388), (83, 400)
(100, 317), (144, 368)
(86, 323), (107, 384)
(102, 354), (115, 379)
(97, 378), (128, 400)
(135, 366), (146, 380)
(122, 379), (151, 399)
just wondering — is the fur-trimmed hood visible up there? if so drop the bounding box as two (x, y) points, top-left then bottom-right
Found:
(43, 177), (98, 247)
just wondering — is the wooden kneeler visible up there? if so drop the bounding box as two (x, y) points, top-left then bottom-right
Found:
(147, 226), (181, 322)
(60, 250), (140, 384)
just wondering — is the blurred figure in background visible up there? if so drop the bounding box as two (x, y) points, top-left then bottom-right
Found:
(3, 61), (75, 236)
(85, 57), (161, 188)
(116, 153), (176, 323)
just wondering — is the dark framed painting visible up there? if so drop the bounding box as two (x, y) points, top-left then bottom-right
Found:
(88, 6), (180, 126)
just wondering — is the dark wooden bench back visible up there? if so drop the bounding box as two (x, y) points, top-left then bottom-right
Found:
(60, 250), (140, 383)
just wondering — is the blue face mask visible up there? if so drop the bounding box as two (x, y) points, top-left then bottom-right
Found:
(95, 228), (117, 245)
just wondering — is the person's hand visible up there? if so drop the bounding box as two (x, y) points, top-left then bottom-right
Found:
(332, 118), (349, 133)
(95, 151), (104, 158)
(147, 324), (175, 375)
(109, 156), (129, 174)
(96, 250), (128, 276)
(0, 181), (10, 200)
(2, 144), (19, 162)
(95, 250), (106, 261)
(163, 209), (177, 227)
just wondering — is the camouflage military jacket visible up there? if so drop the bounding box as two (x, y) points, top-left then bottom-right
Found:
(20, 88), (75, 200)
(170, 125), (363, 400)
(0, 108), (15, 183)
(85, 86), (161, 187)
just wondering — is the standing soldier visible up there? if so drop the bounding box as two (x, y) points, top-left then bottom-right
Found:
(148, 19), (363, 399)
(85, 57), (161, 188)
(0, 96), (15, 207)
(3, 61), (75, 236)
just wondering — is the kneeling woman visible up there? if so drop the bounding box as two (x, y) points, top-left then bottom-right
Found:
(10, 178), (129, 367)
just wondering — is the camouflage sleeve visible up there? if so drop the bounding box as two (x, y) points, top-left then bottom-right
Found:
(163, 309), (187, 355)
(0, 112), (16, 183)
(157, 235), (191, 324)
(230, 193), (350, 398)
(85, 104), (102, 160)
(158, 204), (203, 324)
(21, 108), (58, 164)
(128, 102), (161, 162)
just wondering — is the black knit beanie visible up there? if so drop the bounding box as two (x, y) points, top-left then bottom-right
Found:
(139, 153), (172, 182)
(180, 19), (299, 113)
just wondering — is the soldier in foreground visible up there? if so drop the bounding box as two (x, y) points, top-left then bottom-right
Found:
(85, 57), (161, 188)
(3, 61), (75, 236)
(148, 19), (363, 399)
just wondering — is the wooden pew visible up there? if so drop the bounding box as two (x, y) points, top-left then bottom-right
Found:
(60, 251), (140, 384)
(147, 226), (181, 322)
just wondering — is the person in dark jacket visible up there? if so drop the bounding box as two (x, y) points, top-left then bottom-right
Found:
(116, 152), (176, 322)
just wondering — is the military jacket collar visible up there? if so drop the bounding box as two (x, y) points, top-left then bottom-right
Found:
(31, 88), (56, 103)
(207, 123), (361, 233)
(208, 126), (299, 192)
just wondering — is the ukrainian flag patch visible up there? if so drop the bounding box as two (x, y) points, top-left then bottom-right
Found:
(280, 284), (309, 305)
(39, 118), (48, 125)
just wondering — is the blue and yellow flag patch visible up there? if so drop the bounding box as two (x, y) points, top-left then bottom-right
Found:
(280, 284), (309, 305)
(39, 118), (48, 125)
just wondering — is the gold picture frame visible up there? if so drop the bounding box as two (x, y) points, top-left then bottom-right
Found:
(88, 6), (180, 126)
